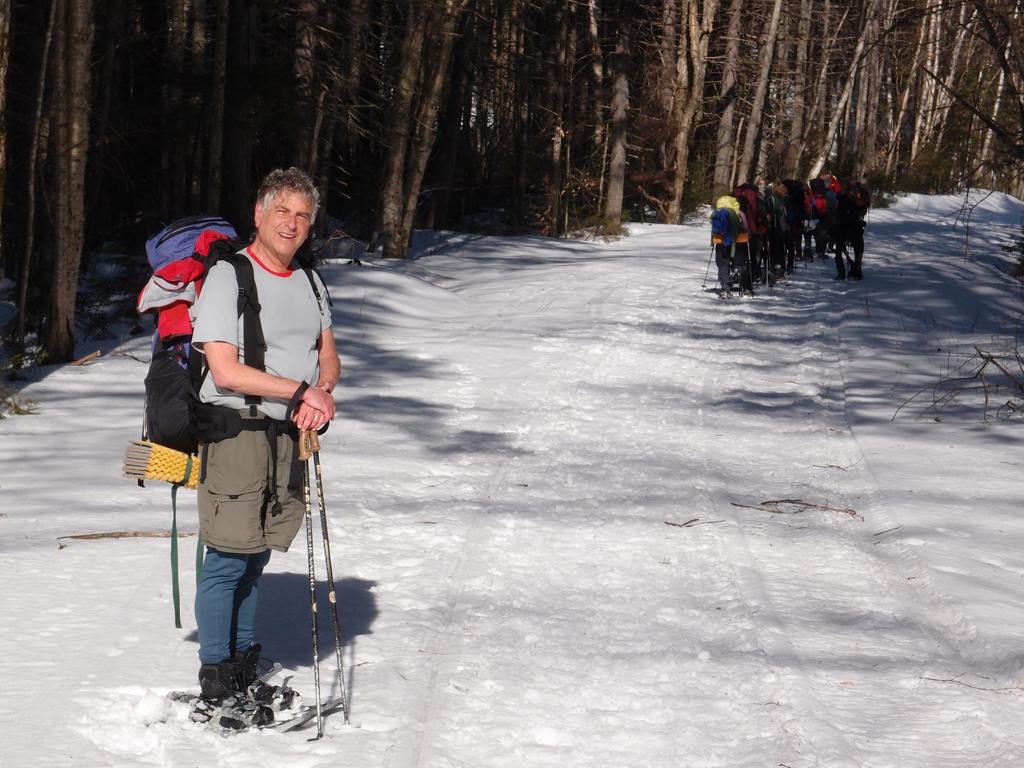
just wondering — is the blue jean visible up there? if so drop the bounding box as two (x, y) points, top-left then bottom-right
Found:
(194, 546), (272, 664)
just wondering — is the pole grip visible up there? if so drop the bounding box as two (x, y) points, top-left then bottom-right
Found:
(299, 429), (321, 460)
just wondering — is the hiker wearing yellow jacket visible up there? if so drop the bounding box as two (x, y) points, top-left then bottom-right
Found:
(710, 195), (754, 297)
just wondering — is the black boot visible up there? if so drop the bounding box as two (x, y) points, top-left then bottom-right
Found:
(234, 644), (297, 709)
(198, 659), (242, 700)
(233, 644), (263, 689)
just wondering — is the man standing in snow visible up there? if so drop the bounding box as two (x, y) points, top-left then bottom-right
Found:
(189, 167), (340, 701)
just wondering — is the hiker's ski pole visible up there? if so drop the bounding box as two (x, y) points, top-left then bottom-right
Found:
(301, 452), (324, 739)
(307, 431), (351, 723)
(702, 245), (715, 288)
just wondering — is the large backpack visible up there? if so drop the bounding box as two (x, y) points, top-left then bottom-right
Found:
(139, 217), (246, 454)
(138, 217), (328, 454)
(782, 179), (811, 224)
(711, 195), (745, 243)
(809, 177), (838, 219)
(710, 208), (735, 245)
(732, 184), (769, 236)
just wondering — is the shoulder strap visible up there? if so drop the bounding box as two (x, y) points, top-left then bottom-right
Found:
(302, 265), (332, 315)
(189, 244), (267, 408)
(220, 251), (266, 407)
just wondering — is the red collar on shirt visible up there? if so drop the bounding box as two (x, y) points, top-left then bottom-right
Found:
(246, 247), (293, 276)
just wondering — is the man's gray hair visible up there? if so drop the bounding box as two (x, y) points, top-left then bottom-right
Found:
(256, 167), (320, 224)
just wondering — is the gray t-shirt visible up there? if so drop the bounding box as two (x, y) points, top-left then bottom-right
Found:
(191, 249), (332, 420)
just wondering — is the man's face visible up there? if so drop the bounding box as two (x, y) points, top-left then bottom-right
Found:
(253, 190), (313, 264)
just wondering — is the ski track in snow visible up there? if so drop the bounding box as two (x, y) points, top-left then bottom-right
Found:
(2, 191), (1024, 767)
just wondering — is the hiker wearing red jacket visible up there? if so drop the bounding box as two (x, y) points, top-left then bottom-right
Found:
(806, 171), (840, 260)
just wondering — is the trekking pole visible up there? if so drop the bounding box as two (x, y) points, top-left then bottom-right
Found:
(305, 429), (351, 723)
(300, 441), (324, 739)
(702, 245), (715, 289)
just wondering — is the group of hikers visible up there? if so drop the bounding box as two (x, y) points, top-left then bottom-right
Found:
(710, 170), (872, 297)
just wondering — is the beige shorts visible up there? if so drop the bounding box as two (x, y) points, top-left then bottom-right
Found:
(197, 426), (304, 554)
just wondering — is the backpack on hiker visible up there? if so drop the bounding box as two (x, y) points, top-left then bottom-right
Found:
(769, 183), (788, 231)
(782, 179), (811, 226)
(136, 213), (331, 455)
(137, 216), (244, 455)
(710, 195), (747, 247)
(732, 184), (769, 236)
(808, 177), (838, 220)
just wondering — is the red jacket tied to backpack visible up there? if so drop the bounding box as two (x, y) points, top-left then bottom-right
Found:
(137, 229), (234, 341)
(732, 184), (769, 236)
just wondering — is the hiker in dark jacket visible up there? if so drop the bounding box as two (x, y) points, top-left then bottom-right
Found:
(833, 181), (871, 280)
(782, 179), (809, 274)
(768, 182), (788, 279)
(190, 167), (340, 701)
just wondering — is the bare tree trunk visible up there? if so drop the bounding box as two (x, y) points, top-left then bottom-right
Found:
(292, 0), (317, 170)
(547, 2), (569, 235)
(161, 0), (187, 217)
(885, 12), (927, 176)
(711, 0), (742, 198)
(933, 5), (976, 150)
(45, 0), (95, 363)
(342, 0), (368, 144)
(15, 0), (56, 348)
(811, 0), (834, 146)
(204, 0), (229, 213)
(737, 0), (784, 183)
(658, 0), (677, 118)
(428, 32), (470, 229)
(588, 0), (606, 150)
(398, 0), (468, 244)
(187, 0), (207, 208)
(911, 6), (941, 163)
(855, 6), (884, 177)
(809, 0), (880, 177)
(667, 0), (720, 222)
(604, 11), (629, 227)
(785, 0), (812, 176)
(512, 0), (529, 226)
(381, 3), (429, 258)
(224, 0), (255, 231)
(981, 56), (1008, 175)
(0, 0), (9, 273)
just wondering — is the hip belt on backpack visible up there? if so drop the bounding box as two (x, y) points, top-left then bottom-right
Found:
(194, 403), (304, 504)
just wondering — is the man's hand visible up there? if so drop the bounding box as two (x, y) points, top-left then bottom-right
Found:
(300, 382), (336, 421)
(292, 401), (328, 431)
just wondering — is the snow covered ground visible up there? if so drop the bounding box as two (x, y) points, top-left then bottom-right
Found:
(2, 191), (1024, 767)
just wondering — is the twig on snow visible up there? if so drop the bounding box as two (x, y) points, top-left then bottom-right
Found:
(70, 350), (102, 366)
(731, 499), (862, 520)
(813, 456), (865, 472)
(920, 673), (1019, 695)
(665, 518), (725, 528)
(58, 530), (197, 540)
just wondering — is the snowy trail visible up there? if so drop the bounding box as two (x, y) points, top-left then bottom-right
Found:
(3, 192), (1024, 767)
(353, 232), (1018, 767)
(384, 231), (1022, 767)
